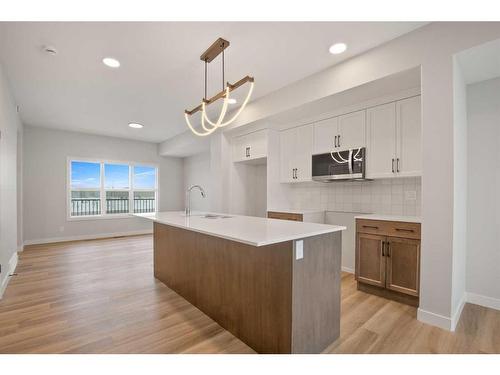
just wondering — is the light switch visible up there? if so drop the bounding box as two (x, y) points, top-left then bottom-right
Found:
(295, 240), (304, 260)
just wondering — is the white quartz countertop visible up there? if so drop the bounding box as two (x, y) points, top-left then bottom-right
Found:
(267, 208), (325, 214)
(134, 211), (345, 247)
(354, 214), (421, 223)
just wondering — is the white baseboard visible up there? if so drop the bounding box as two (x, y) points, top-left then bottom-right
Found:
(0, 252), (18, 299)
(417, 308), (453, 331)
(341, 266), (354, 274)
(23, 230), (153, 246)
(467, 292), (500, 311)
(451, 293), (467, 331)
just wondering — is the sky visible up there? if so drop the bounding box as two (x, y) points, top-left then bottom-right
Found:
(71, 161), (155, 189)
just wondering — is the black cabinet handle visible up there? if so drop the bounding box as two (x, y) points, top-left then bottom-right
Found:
(334, 136), (337, 148)
(382, 241), (385, 257)
(392, 158), (395, 173)
(397, 158), (400, 172)
(395, 228), (414, 233)
(362, 225), (379, 229)
(338, 134), (341, 148)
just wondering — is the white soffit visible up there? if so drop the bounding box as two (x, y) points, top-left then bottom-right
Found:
(457, 37), (500, 85)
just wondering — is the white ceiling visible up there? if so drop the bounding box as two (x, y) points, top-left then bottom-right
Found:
(457, 37), (500, 84)
(0, 22), (426, 143)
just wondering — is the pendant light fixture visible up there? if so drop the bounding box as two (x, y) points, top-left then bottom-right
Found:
(184, 38), (255, 136)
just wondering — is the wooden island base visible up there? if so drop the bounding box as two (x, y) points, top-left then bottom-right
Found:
(153, 222), (342, 354)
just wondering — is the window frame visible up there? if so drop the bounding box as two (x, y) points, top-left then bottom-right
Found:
(67, 157), (159, 221)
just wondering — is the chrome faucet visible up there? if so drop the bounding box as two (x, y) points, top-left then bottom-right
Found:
(185, 185), (206, 216)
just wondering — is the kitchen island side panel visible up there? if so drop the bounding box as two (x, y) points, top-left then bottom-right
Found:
(153, 222), (294, 353)
(291, 231), (342, 353)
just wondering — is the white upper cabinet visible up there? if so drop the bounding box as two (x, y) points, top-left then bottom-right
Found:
(232, 129), (268, 163)
(396, 96), (421, 177)
(366, 102), (397, 179)
(280, 127), (296, 182)
(366, 96), (421, 179)
(280, 124), (313, 183)
(313, 110), (366, 154)
(313, 117), (338, 154)
(337, 110), (366, 150)
(294, 125), (313, 182)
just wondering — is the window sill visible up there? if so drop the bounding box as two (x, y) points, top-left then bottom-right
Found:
(66, 213), (156, 222)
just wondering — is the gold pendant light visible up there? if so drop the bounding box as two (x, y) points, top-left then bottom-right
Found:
(184, 38), (254, 136)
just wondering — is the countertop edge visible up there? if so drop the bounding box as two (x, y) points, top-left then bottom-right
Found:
(134, 214), (346, 247)
(354, 214), (421, 223)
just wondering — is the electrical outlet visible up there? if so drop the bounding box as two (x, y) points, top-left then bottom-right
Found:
(405, 190), (417, 201)
(295, 240), (304, 260)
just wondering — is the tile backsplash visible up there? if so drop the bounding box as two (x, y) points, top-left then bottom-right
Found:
(289, 177), (421, 216)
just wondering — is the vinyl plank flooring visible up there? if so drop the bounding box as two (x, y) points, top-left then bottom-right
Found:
(0, 234), (499, 354)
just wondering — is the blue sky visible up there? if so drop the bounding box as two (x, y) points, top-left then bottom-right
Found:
(133, 166), (156, 189)
(71, 162), (155, 189)
(71, 161), (100, 188)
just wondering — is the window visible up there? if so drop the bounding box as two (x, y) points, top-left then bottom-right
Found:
(68, 159), (158, 218)
(133, 166), (157, 213)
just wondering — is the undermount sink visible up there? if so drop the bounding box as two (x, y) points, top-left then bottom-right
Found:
(201, 214), (233, 219)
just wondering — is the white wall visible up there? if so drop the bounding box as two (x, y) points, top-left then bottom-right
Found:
(451, 59), (468, 326)
(466, 77), (500, 308)
(230, 163), (267, 217)
(16, 122), (23, 250)
(0, 64), (22, 297)
(183, 152), (211, 212)
(22, 126), (184, 244)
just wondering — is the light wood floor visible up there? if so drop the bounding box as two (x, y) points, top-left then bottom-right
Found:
(0, 235), (498, 354)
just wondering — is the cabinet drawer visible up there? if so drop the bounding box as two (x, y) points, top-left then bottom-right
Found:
(356, 219), (420, 239)
(267, 211), (303, 222)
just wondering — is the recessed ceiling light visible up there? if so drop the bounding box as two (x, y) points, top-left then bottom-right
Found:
(102, 57), (120, 68)
(329, 43), (347, 55)
(228, 98), (237, 104)
(128, 122), (144, 129)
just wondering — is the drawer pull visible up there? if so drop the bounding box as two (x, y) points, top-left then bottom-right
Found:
(362, 225), (379, 230)
(395, 228), (415, 233)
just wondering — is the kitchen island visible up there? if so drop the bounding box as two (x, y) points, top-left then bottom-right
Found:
(134, 211), (346, 354)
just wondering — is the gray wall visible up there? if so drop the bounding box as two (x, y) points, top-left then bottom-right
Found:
(183, 152), (211, 212)
(451, 59), (468, 314)
(466, 76), (500, 302)
(23, 126), (184, 243)
(0, 64), (22, 294)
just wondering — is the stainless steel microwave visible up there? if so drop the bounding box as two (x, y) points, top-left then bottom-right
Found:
(312, 147), (367, 182)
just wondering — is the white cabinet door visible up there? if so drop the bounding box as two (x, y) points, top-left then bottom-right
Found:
(232, 136), (247, 162)
(338, 110), (366, 150)
(294, 124), (313, 182)
(313, 117), (338, 154)
(366, 102), (397, 179)
(280, 127), (296, 183)
(232, 130), (268, 163)
(396, 96), (421, 177)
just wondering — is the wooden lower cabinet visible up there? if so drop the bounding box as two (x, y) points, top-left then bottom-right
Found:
(355, 219), (421, 306)
(385, 237), (420, 297)
(267, 211), (303, 221)
(357, 233), (385, 288)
